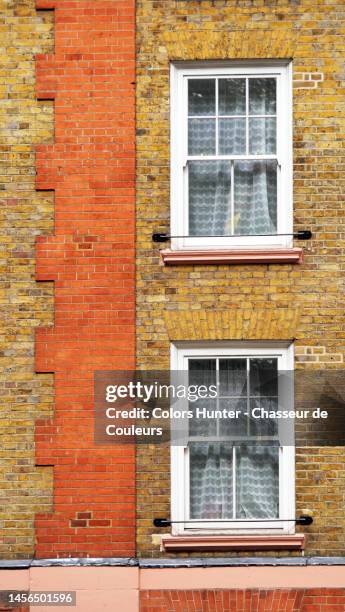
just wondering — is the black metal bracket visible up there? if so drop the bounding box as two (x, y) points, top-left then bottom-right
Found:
(152, 230), (312, 243)
(153, 515), (313, 528)
(152, 233), (170, 243)
(295, 230), (312, 240)
(153, 518), (171, 527)
(296, 514), (313, 526)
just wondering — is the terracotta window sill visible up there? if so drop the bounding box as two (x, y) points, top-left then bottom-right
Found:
(160, 248), (303, 266)
(161, 534), (305, 552)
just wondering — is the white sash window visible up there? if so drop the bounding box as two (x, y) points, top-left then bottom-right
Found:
(171, 343), (295, 534)
(171, 62), (292, 250)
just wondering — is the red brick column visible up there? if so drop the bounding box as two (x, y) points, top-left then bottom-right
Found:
(34, 0), (135, 557)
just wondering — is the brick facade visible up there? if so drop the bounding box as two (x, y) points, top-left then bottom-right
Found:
(33, 0), (136, 557)
(1, 0), (345, 583)
(136, 0), (345, 556)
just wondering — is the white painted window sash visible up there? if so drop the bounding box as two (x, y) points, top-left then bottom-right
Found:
(170, 342), (295, 535)
(170, 61), (293, 251)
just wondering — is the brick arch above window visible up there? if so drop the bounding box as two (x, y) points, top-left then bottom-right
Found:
(163, 308), (301, 341)
(163, 30), (295, 61)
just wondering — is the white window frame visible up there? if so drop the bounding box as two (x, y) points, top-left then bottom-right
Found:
(170, 341), (295, 535)
(170, 61), (293, 250)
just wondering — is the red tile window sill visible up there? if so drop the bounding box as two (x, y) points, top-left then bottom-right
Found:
(161, 534), (305, 552)
(160, 248), (303, 266)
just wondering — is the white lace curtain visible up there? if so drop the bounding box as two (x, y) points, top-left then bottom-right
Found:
(188, 160), (277, 236)
(190, 443), (279, 520)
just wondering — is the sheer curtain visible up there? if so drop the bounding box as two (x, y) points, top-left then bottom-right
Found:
(234, 161), (277, 235)
(189, 360), (234, 520)
(189, 161), (231, 236)
(190, 444), (279, 520)
(236, 445), (279, 518)
(190, 442), (233, 519)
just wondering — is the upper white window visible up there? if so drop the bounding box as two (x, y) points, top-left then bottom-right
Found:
(170, 62), (292, 250)
(171, 342), (295, 534)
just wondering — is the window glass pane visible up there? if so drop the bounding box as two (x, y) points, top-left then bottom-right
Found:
(219, 78), (246, 115)
(249, 357), (278, 396)
(250, 358), (278, 397)
(249, 398), (279, 437)
(189, 360), (217, 438)
(188, 79), (215, 116)
(189, 161), (232, 236)
(190, 442), (233, 519)
(219, 118), (246, 155)
(233, 160), (277, 235)
(236, 445), (279, 518)
(249, 78), (276, 115)
(249, 117), (276, 155)
(188, 118), (216, 155)
(219, 399), (248, 437)
(189, 399), (218, 437)
(189, 359), (216, 386)
(249, 360), (278, 437)
(219, 359), (247, 396)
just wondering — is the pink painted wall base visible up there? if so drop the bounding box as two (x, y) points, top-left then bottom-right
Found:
(1, 566), (345, 611)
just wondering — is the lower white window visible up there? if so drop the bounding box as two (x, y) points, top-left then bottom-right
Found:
(171, 342), (295, 534)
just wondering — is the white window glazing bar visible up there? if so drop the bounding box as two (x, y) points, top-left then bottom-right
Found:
(186, 155), (277, 161)
(245, 77), (249, 155)
(216, 358), (220, 437)
(246, 358), (250, 437)
(230, 160), (235, 236)
(215, 78), (219, 156)
(188, 114), (276, 119)
(232, 445), (236, 520)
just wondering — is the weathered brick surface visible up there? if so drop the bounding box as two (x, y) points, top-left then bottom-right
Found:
(140, 589), (345, 612)
(34, 0), (136, 557)
(2, 0), (345, 563)
(136, 0), (345, 555)
(0, 0), (54, 559)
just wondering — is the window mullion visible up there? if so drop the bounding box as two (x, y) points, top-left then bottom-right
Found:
(230, 160), (235, 236)
(247, 358), (250, 437)
(246, 77), (249, 155)
(232, 445), (236, 520)
(215, 78), (219, 156)
(187, 155), (277, 160)
(184, 163), (189, 238)
(216, 357), (219, 437)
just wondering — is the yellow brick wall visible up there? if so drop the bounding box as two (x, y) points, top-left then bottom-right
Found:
(136, 0), (345, 556)
(0, 0), (54, 558)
